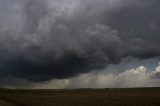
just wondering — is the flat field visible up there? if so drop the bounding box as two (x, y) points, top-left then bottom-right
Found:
(0, 88), (160, 106)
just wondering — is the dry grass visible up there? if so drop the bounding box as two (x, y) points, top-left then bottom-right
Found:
(0, 88), (160, 106)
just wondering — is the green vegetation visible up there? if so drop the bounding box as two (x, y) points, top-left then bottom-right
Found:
(0, 88), (160, 106)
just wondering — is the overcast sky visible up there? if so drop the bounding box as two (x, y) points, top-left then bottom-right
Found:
(0, 0), (160, 88)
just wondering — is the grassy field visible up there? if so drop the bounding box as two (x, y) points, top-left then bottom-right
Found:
(0, 88), (160, 106)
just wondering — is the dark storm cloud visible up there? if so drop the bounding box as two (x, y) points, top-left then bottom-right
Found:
(0, 0), (160, 82)
(106, 0), (160, 59)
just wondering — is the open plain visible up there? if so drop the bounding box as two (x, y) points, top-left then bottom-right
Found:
(0, 88), (160, 106)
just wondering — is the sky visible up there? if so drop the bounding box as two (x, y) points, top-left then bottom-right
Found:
(0, 0), (160, 89)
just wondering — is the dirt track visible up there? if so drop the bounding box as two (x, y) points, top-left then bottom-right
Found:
(0, 98), (16, 106)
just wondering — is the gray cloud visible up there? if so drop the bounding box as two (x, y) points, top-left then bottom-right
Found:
(1, 63), (160, 89)
(67, 64), (160, 88)
(0, 0), (160, 83)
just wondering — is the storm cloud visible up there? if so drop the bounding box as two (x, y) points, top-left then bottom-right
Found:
(1, 62), (160, 89)
(67, 64), (160, 88)
(0, 0), (160, 83)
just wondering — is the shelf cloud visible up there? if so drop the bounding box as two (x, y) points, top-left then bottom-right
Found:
(1, 63), (160, 89)
(0, 0), (160, 86)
